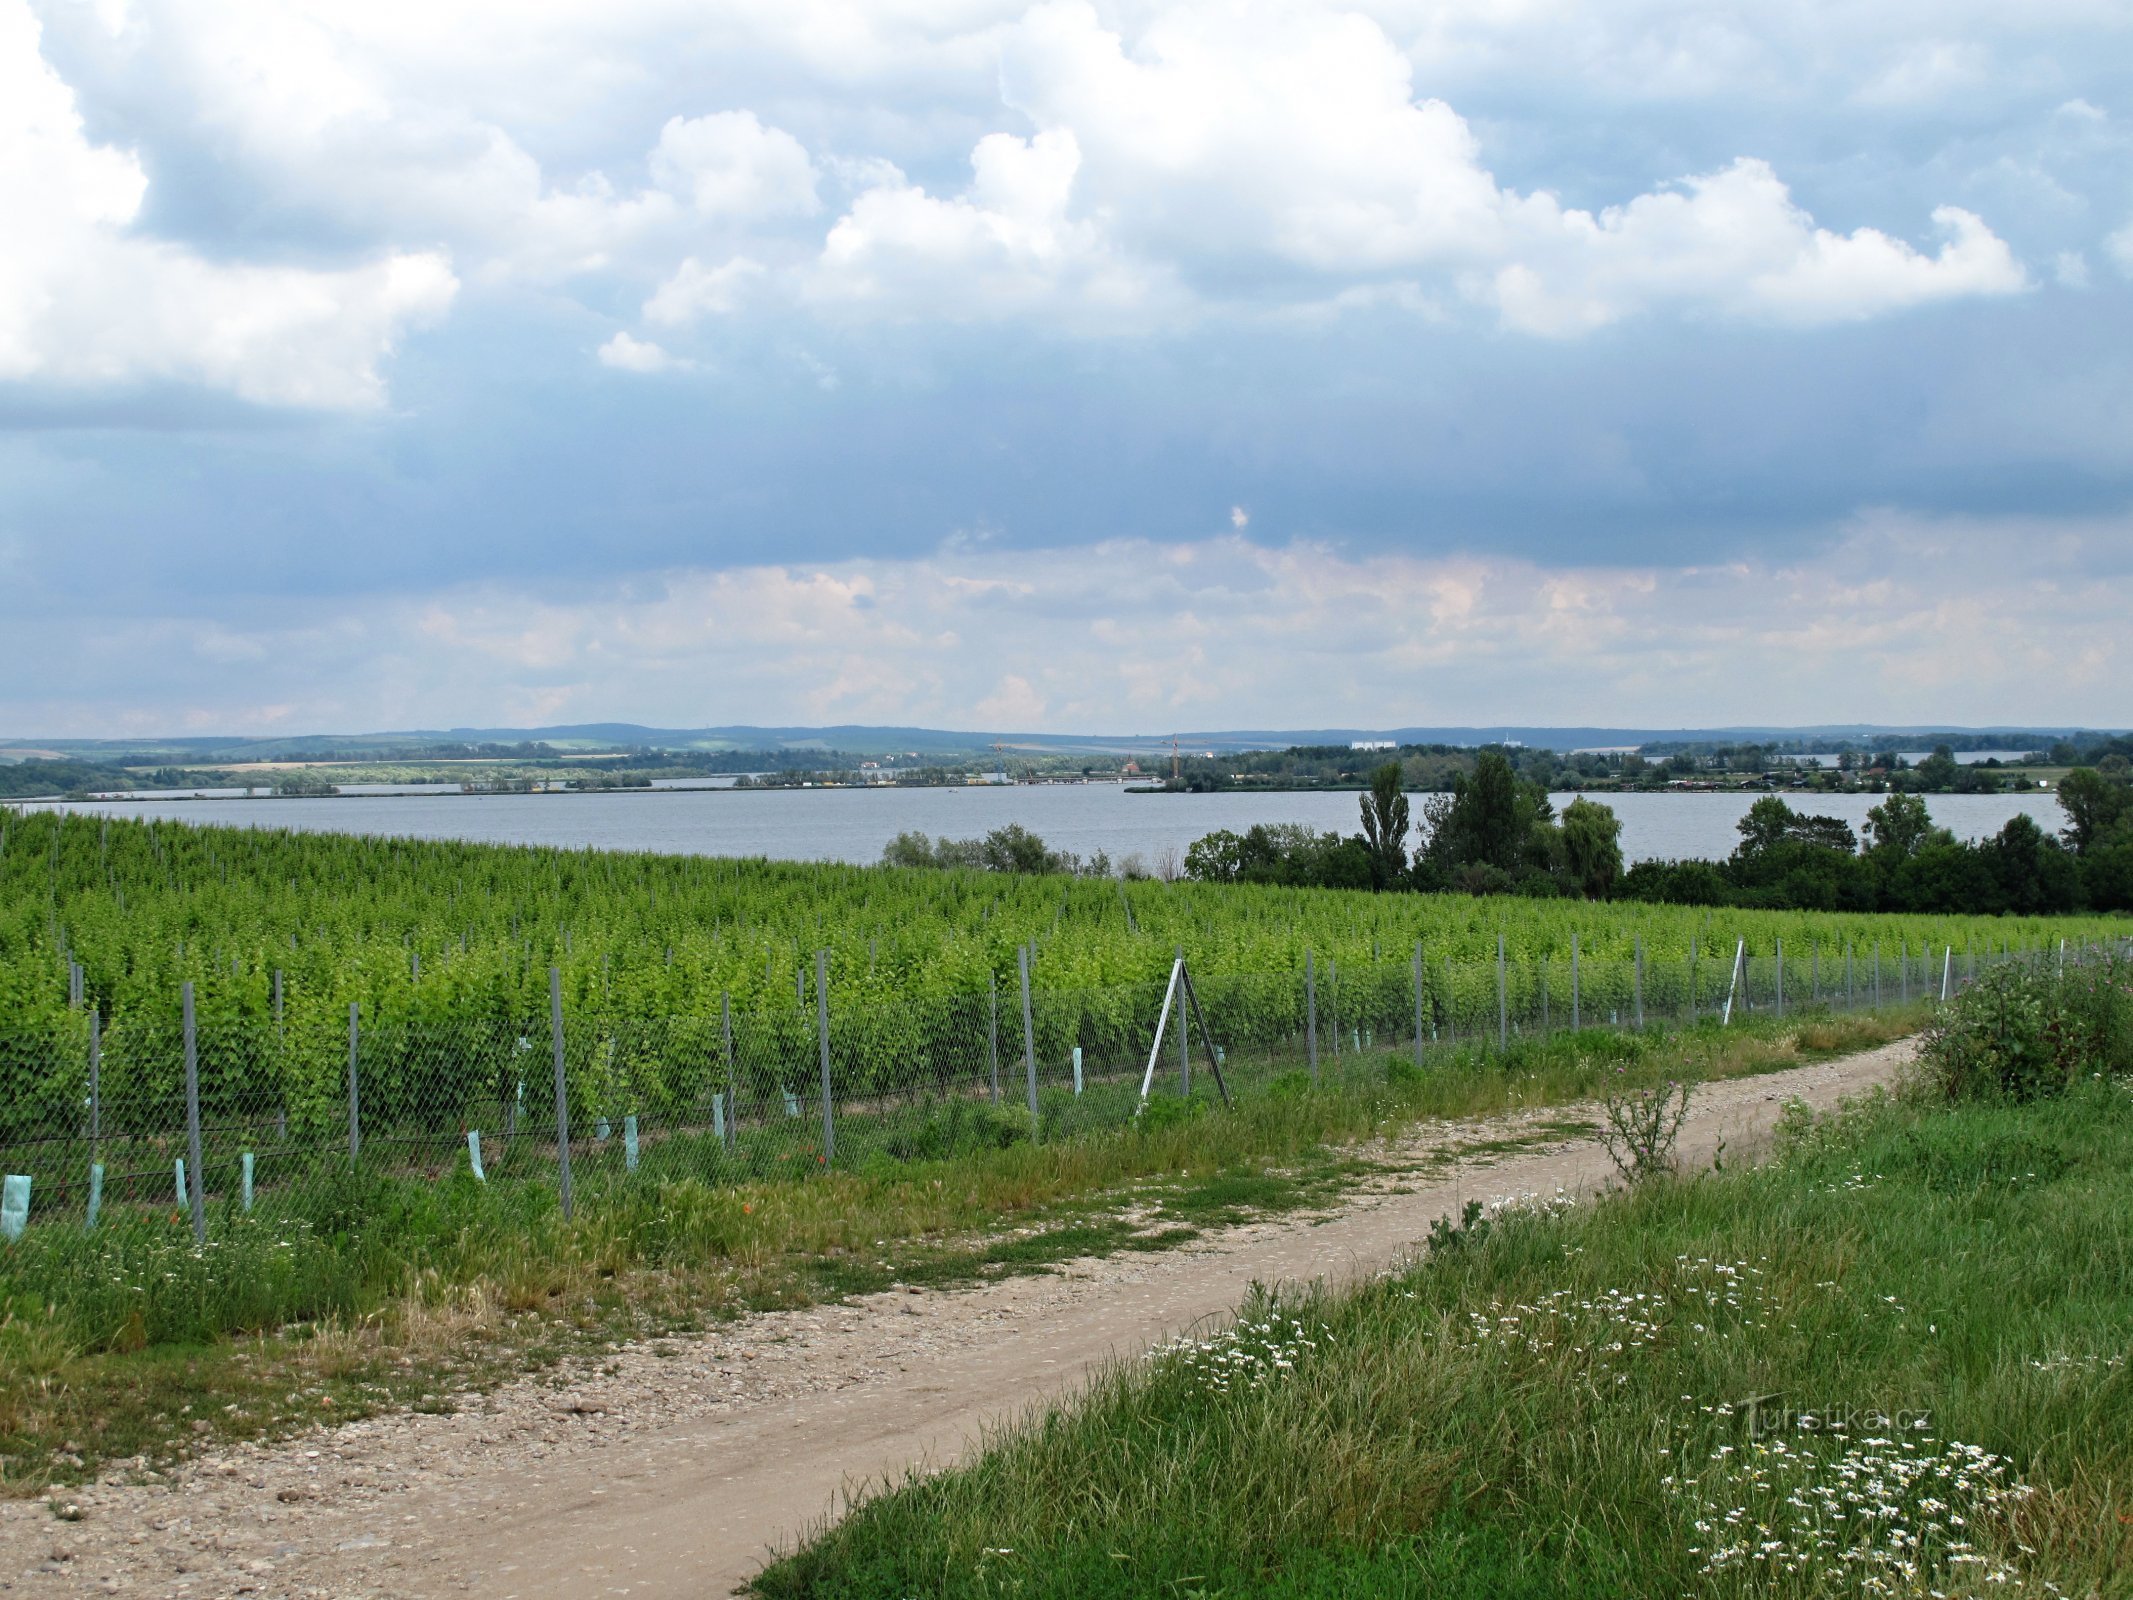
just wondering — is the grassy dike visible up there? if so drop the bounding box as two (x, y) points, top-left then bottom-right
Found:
(0, 1009), (1916, 1494)
(755, 1070), (2133, 1598)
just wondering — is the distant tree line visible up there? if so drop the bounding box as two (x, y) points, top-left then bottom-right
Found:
(1180, 752), (2133, 914)
(882, 825), (1121, 879)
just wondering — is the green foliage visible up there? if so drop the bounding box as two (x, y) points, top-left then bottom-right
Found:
(757, 1083), (2133, 1600)
(1358, 763), (1411, 890)
(0, 810), (2111, 1067)
(1557, 797), (1622, 900)
(1917, 951), (2133, 1103)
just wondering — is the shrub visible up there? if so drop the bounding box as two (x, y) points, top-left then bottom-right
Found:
(1917, 953), (2133, 1103)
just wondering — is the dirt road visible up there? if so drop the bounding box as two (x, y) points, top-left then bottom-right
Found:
(0, 1039), (1915, 1599)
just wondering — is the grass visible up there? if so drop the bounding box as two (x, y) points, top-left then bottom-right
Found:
(753, 1073), (2133, 1599)
(0, 1005), (1921, 1495)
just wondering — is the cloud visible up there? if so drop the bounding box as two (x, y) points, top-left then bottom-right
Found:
(0, 0), (456, 408)
(806, 129), (1177, 322)
(2109, 223), (2133, 277)
(596, 331), (690, 373)
(649, 111), (819, 220)
(644, 255), (766, 326)
(790, 0), (2027, 334)
(14, 510), (2128, 735)
(1489, 163), (2028, 335)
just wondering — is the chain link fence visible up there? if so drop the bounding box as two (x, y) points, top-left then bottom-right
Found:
(1, 933), (2115, 1244)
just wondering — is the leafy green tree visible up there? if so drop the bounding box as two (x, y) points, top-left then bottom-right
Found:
(1912, 743), (1961, 791)
(2057, 767), (2133, 854)
(1422, 749), (1540, 875)
(1863, 792), (1941, 861)
(1558, 797), (1623, 899)
(1981, 814), (2081, 915)
(1887, 839), (2002, 913)
(1358, 762), (1411, 890)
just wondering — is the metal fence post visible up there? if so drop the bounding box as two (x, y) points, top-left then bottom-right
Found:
(1874, 943), (1882, 1009)
(1634, 935), (1644, 1030)
(1496, 934), (1507, 1052)
(988, 972), (1001, 1105)
(816, 949), (835, 1164)
(1688, 935), (1697, 1024)
(1305, 950), (1318, 1081)
(88, 1008), (101, 1157)
(346, 1001), (361, 1166)
(550, 967), (573, 1220)
(1176, 945), (1189, 1095)
(182, 982), (205, 1245)
(1571, 932), (1581, 1031)
(1018, 944), (1037, 1120)
(720, 990), (736, 1151)
(1775, 938), (1784, 1019)
(1412, 942), (1424, 1071)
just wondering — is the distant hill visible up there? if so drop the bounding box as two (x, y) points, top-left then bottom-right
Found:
(3, 721), (2119, 766)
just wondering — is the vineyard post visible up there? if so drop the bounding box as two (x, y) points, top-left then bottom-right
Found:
(1305, 950), (1318, 1082)
(1571, 932), (1580, 1031)
(1775, 938), (1784, 1019)
(1496, 934), (1507, 1053)
(182, 982), (205, 1245)
(1018, 945), (1037, 1121)
(1411, 943), (1424, 1072)
(816, 950), (834, 1165)
(549, 968), (573, 1221)
(1688, 936), (1697, 1024)
(1812, 943), (1820, 1003)
(1634, 935), (1644, 1030)
(87, 1007), (101, 1160)
(1846, 942), (1854, 1008)
(1874, 943), (1882, 1009)
(346, 1002), (361, 1167)
(988, 973), (1000, 1105)
(1176, 945), (1189, 1095)
(720, 991), (735, 1152)
(272, 969), (287, 1141)
(1900, 940), (1909, 1005)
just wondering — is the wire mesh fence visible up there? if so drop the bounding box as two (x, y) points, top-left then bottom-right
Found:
(0, 932), (2117, 1244)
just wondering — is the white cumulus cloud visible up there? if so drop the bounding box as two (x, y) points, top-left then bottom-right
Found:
(0, 0), (455, 408)
(597, 331), (690, 372)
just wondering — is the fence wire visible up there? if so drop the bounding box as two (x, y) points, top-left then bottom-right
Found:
(0, 935), (2114, 1242)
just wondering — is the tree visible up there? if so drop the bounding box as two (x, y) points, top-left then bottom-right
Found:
(1981, 814), (2081, 915)
(1559, 797), (1623, 899)
(2056, 767), (2133, 854)
(1912, 743), (1961, 791)
(1422, 748), (1533, 874)
(1863, 792), (1939, 861)
(1736, 796), (1802, 857)
(1358, 762), (1410, 890)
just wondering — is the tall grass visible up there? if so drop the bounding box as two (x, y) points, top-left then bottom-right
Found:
(0, 1009), (1914, 1364)
(757, 1079), (2133, 1599)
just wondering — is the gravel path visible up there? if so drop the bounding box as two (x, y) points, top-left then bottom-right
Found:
(0, 1038), (1916, 1599)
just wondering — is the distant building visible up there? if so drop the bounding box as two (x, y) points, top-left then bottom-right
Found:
(1350, 739), (1396, 752)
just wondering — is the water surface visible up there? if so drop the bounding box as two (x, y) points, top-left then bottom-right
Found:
(22, 785), (2066, 869)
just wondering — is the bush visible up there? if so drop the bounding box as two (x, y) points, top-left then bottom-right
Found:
(1917, 953), (2133, 1103)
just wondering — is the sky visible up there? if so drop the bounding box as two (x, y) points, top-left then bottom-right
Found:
(2, 0), (2130, 738)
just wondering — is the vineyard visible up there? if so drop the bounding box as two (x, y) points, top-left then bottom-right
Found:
(0, 810), (2121, 1236)
(2, 811), (2112, 1029)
